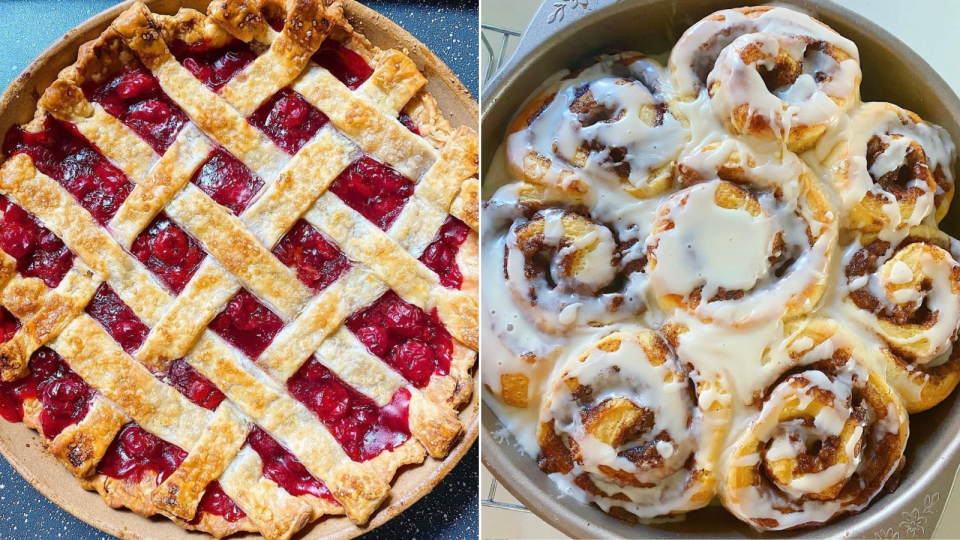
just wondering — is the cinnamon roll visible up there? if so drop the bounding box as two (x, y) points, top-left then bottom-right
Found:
(840, 225), (960, 412)
(669, 6), (860, 152)
(506, 53), (689, 198)
(819, 102), (956, 234)
(537, 330), (727, 521)
(646, 141), (837, 324)
(721, 319), (907, 530)
(504, 208), (644, 334)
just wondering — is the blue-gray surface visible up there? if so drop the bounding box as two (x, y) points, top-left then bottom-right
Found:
(0, 1), (478, 539)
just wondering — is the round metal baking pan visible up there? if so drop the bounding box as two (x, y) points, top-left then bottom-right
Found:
(0, 1), (479, 539)
(480, 1), (960, 538)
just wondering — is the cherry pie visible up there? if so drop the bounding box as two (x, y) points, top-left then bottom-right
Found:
(0, 0), (479, 538)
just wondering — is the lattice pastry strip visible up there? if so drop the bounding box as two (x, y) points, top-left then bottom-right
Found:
(0, 153), (387, 526)
(0, 261), (100, 381)
(113, 0), (478, 361)
(106, 2), (477, 413)
(305, 194), (476, 349)
(114, 4), (289, 181)
(26, 29), (442, 527)
(0, 254), (332, 538)
(315, 328), (461, 458)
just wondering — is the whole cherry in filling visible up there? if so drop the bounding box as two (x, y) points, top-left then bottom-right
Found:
(0, 196), (74, 288)
(273, 219), (350, 293)
(3, 117), (133, 226)
(312, 41), (373, 90)
(169, 40), (257, 92)
(246, 426), (335, 501)
(98, 423), (186, 484)
(328, 156), (414, 231)
(0, 347), (93, 441)
(209, 290), (283, 359)
(131, 213), (206, 294)
(346, 291), (452, 388)
(82, 64), (188, 153)
(248, 88), (329, 155)
(398, 113), (420, 136)
(0, 306), (17, 344)
(420, 216), (471, 289)
(166, 359), (225, 411)
(189, 481), (246, 524)
(85, 284), (149, 354)
(288, 357), (411, 461)
(191, 147), (265, 215)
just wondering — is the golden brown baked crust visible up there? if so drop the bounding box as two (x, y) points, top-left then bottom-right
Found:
(0, 0), (478, 538)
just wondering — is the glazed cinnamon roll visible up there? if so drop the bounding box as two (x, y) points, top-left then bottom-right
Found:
(819, 102), (956, 234)
(669, 6), (861, 152)
(506, 53), (689, 198)
(840, 225), (960, 412)
(537, 330), (727, 521)
(721, 318), (908, 531)
(503, 208), (644, 334)
(646, 141), (837, 324)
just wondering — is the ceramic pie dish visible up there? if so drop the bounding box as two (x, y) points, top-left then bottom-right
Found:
(0, 0), (479, 539)
(481, 0), (960, 538)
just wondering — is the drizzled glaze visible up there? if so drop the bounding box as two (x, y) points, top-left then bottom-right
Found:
(482, 5), (959, 530)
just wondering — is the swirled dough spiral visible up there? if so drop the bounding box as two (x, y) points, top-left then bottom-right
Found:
(537, 330), (727, 521)
(720, 319), (908, 531)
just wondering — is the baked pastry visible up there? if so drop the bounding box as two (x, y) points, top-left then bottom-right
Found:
(483, 4), (959, 533)
(0, 1), (479, 538)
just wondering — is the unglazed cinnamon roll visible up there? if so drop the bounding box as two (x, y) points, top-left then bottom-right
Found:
(669, 6), (860, 152)
(504, 208), (644, 333)
(721, 319), (908, 531)
(818, 102), (957, 234)
(840, 225), (960, 412)
(506, 53), (689, 198)
(537, 330), (727, 521)
(646, 141), (837, 324)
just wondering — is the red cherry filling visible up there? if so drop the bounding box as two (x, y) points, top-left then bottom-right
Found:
(272, 219), (350, 293)
(0, 306), (18, 344)
(287, 357), (411, 461)
(209, 290), (283, 359)
(0, 347), (94, 438)
(0, 196), (74, 288)
(345, 291), (451, 388)
(191, 147), (265, 215)
(97, 423), (187, 484)
(248, 88), (329, 155)
(3, 117), (133, 226)
(131, 213), (206, 294)
(312, 41), (373, 90)
(169, 40), (257, 92)
(264, 11), (286, 32)
(166, 359), (225, 411)
(85, 284), (149, 355)
(188, 481), (247, 524)
(398, 113), (420, 136)
(328, 156), (414, 231)
(420, 216), (471, 289)
(246, 426), (335, 501)
(82, 64), (188, 153)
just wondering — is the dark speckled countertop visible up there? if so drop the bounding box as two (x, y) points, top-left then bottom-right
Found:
(0, 1), (478, 539)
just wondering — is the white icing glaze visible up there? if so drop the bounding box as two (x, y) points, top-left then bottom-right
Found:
(669, 6), (859, 99)
(706, 32), (859, 144)
(808, 101), (957, 239)
(506, 54), (689, 197)
(482, 4), (959, 529)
